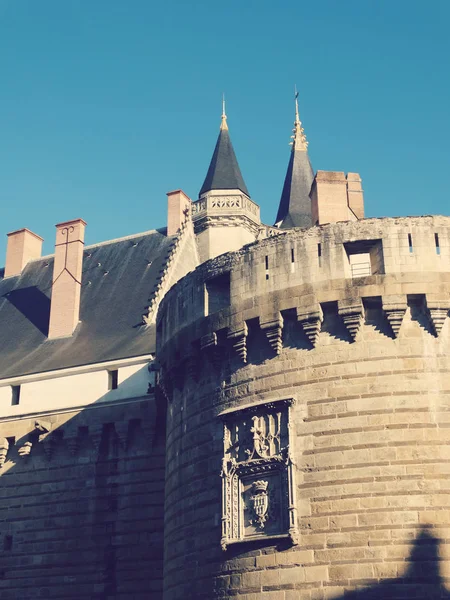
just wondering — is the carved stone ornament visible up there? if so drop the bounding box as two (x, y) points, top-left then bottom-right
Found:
(220, 398), (298, 550)
(0, 437), (9, 468)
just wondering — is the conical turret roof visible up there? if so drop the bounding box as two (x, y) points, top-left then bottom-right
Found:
(199, 102), (249, 197)
(275, 93), (314, 228)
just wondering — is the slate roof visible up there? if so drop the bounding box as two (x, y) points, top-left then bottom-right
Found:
(275, 147), (314, 229)
(0, 229), (174, 380)
(199, 127), (249, 197)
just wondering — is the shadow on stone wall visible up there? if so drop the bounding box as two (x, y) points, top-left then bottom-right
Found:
(0, 371), (166, 600)
(337, 526), (448, 600)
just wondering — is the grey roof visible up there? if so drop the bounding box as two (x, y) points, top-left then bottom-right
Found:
(275, 149), (314, 229)
(199, 127), (249, 197)
(0, 229), (174, 380)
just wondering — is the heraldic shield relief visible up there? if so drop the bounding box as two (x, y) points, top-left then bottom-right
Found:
(219, 398), (298, 550)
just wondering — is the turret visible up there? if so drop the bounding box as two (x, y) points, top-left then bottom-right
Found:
(192, 99), (260, 262)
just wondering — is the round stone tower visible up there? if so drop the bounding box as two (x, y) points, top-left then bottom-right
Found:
(157, 216), (450, 600)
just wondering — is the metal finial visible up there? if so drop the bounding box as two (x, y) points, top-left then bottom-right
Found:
(290, 85), (308, 152)
(220, 93), (228, 130)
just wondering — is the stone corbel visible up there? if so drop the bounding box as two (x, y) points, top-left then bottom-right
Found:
(0, 437), (9, 468)
(18, 441), (32, 458)
(382, 294), (408, 338)
(227, 322), (248, 363)
(114, 421), (129, 450)
(260, 312), (284, 355)
(200, 332), (221, 369)
(425, 294), (450, 337)
(65, 433), (80, 456)
(338, 298), (364, 341)
(296, 304), (323, 347)
(91, 425), (104, 456)
(41, 435), (56, 461)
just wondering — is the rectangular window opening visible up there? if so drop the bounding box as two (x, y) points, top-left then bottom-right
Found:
(344, 239), (384, 278)
(265, 255), (269, 270)
(205, 272), (231, 315)
(3, 536), (13, 551)
(290, 248), (295, 263)
(408, 233), (413, 253)
(435, 233), (441, 255)
(318, 243), (322, 267)
(11, 386), (20, 406)
(108, 370), (118, 391)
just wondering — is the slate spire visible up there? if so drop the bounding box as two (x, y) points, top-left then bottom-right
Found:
(274, 90), (314, 228)
(199, 98), (249, 197)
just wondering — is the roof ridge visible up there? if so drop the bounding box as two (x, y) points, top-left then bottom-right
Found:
(27, 229), (169, 264)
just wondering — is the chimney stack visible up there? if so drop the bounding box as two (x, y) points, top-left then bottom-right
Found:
(48, 219), (86, 339)
(346, 173), (365, 219)
(311, 171), (365, 225)
(167, 190), (191, 237)
(5, 229), (43, 278)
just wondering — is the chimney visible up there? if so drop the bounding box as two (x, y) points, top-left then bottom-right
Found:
(311, 171), (349, 225)
(48, 219), (86, 339)
(4, 229), (43, 278)
(167, 190), (191, 236)
(347, 173), (365, 219)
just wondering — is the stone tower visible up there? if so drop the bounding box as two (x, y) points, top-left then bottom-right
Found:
(157, 100), (450, 598)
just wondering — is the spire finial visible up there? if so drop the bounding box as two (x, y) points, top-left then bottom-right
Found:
(290, 86), (308, 152)
(220, 93), (228, 131)
(294, 85), (300, 123)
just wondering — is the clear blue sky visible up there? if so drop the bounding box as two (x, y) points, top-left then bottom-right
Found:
(0, 0), (449, 259)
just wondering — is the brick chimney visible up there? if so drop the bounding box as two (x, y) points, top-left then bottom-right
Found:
(48, 219), (86, 339)
(4, 229), (43, 278)
(167, 190), (191, 236)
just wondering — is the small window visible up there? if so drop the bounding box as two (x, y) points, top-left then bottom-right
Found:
(408, 233), (413, 253)
(318, 243), (322, 267)
(3, 536), (12, 551)
(108, 370), (118, 391)
(205, 272), (231, 315)
(11, 386), (20, 406)
(435, 233), (441, 255)
(291, 248), (295, 263)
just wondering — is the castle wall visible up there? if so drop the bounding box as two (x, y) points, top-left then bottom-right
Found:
(0, 363), (164, 600)
(158, 216), (450, 599)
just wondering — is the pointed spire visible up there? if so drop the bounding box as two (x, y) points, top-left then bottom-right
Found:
(291, 86), (308, 152)
(221, 94), (228, 131)
(274, 88), (314, 229)
(199, 98), (249, 197)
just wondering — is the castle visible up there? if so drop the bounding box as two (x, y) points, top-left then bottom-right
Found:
(0, 96), (449, 600)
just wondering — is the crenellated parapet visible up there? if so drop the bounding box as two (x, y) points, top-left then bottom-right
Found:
(157, 215), (450, 382)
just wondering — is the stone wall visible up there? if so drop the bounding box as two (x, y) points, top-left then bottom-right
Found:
(158, 215), (450, 599)
(0, 394), (164, 600)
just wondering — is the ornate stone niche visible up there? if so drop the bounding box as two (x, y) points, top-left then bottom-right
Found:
(219, 398), (298, 550)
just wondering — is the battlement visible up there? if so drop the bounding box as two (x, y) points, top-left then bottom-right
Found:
(157, 215), (450, 367)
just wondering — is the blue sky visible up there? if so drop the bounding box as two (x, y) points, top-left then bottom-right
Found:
(0, 0), (449, 258)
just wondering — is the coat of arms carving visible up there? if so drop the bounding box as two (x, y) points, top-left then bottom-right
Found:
(219, 398), (298, 550)
(249, 480), (269, 528)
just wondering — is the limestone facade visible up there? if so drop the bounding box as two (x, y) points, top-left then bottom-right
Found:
(158, 216), (450, 599)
